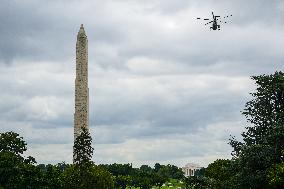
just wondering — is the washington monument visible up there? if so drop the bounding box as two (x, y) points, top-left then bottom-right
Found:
(74, 24), (89, 150)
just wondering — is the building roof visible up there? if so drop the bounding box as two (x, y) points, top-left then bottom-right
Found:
(183, 163), (202, 169)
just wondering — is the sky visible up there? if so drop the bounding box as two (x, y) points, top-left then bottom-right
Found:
(0, 0), (284, 168)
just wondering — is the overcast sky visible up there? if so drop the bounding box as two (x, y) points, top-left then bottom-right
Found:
(1, 0), (284, 168)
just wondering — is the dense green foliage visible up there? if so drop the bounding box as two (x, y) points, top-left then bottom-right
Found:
(100, 163), (183, 188)
(0, 132), (27, 155)
(0, 131), (42, 189)
(38, 163), (65, 188)
(204, 159), (232, 188)
(73, 127), (94, 166)
(0, 132), (180, 189)
(267, 161), (284, 188)
(0, 129), (114, 189)
(61, 163), (114, 189)
(65, 127), (114, 189)
(184, 175), (213, 189)
(228, 72), (284, 188)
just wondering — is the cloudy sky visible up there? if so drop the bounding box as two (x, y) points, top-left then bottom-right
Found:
(1, 0), (284, 167)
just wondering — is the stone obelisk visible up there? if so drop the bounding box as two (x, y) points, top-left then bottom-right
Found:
(74, 24), (89, 149)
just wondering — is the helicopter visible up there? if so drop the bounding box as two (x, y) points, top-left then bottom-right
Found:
(197, 12), (232, 30)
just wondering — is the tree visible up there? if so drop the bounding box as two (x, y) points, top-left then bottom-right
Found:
(139, 165), (156, 188)
(129, 168), (155, 189)
(114, 175), (130, 189)
(0, 151), (23, 189)
(195, 167), (206, 177)
(101, 163), (134, 188)
(61, 164), (114, 189)
(205, 159), (232, 189)
(154, 163), (162, 172)
(155, 164), (184, 180)
(73, 127), (94, 166)
(129, 168), (140, 188)
(229, 72), (284, 188)
(184, 176), (212, 189)
(0, 131), (27, 155)
(152, 172), (167, 188)
(64, 128), (114, 188)
(267, 162), (284, 188)
(40, 164), (64, 189)
(167, 164), (185, 180)
(0, 132), (27, 189)
(0, 131), (42, 189)
(242, 73), (284, 143)
(134, 171), (153, 189)
(101, 163), (133, 177)
(19, 163), (44, 189)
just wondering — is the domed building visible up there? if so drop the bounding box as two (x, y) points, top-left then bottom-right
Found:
(182, 163), (203, 177)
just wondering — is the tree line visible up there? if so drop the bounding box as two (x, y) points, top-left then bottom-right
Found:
(0, 127), (184, 189)
(1, 71), (284, 188)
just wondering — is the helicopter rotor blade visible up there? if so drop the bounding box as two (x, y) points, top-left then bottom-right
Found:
(205, 21), (213, 25)
(197, 18), (201, 19)
(204, 18), (210, 20)
(224, 15), (232, 18)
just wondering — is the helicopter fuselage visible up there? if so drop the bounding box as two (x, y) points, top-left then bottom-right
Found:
(197, 12), (230, 31)
(210, 19), (220, 30)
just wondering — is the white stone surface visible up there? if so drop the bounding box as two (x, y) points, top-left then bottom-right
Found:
(74, 24), (89, 144)
(182, 163), (203, 177)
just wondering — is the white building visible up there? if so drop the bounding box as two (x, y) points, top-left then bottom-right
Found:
(182, 163), (203, 177)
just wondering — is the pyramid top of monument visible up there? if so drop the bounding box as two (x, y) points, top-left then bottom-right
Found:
(77, 24), (87, 38)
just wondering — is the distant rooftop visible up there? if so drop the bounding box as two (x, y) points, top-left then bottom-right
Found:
(183, 163), (201, 168)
